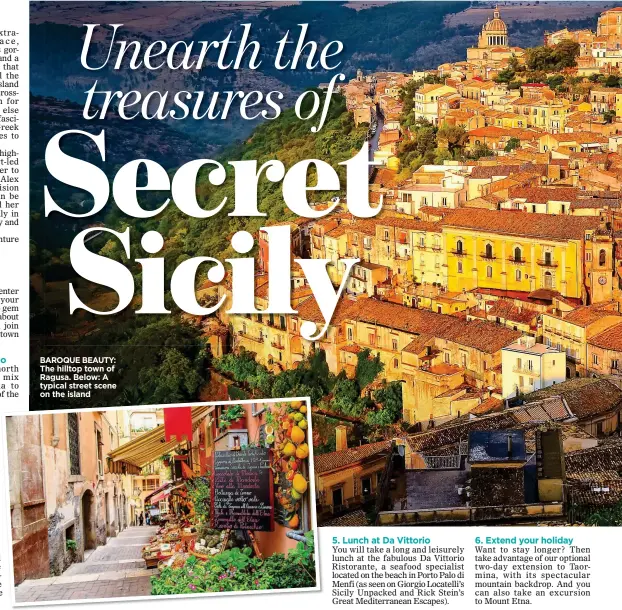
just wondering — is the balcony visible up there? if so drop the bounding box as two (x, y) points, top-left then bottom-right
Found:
(480, 252), (496, 260)
(363, 243), (372, 250)
(537, 258), (559, 268)
(513, 365), (539, 376)
(451, 249), (467, 257)
(416, 244), (427, 251)
(432, 245), (442, 252)
(271, 339), (285, 350)
(395, 252), (410, 261)
(508, 257), (527, 265)
(238, 330), (264, 344)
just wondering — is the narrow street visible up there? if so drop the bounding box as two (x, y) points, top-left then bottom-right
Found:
(15, 526), (159, 602)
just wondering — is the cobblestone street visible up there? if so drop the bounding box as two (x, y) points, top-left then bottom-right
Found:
(15, 526), (159, 602)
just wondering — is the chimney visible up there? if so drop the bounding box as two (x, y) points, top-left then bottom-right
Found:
(507, 434), (513, 458)
(336, 425), (348, 452)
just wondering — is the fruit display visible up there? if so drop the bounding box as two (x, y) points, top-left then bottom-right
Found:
(264, 400), (310, 529)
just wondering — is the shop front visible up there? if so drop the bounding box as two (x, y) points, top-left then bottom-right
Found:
(106, 400), (316, 595)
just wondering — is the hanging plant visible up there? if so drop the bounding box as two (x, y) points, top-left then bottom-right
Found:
(218, 404), (245, 430)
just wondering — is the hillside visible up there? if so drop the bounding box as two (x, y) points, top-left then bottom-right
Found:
(30, 1), (603, 149)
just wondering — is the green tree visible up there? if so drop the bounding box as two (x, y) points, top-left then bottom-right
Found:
(355, 348), (384, 389)
(504, 137), (521, 153)
(437, 125), (468, 157)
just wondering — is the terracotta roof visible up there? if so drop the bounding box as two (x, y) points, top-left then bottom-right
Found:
(513, 397), (572, 423)
(588, 322), (622, 351)
(561, 305), (621, 328)
(403, 334), (434, 354)
(443, 208), (600, 241)
(470, 396), (504, 416)
(509, 186), (578, 204)
(347, 299), (522, 354)
(566, 440), (622, 479)
(487, 300), (538, 325)
(522, 378), (622, 420)
(314, 440), (391, 474)
(321, 509), (369, 527)
(551, 131), (609, 145)
(296, 296), (358, 325)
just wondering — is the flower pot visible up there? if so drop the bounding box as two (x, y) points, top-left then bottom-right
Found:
(228, 417), (246, 430)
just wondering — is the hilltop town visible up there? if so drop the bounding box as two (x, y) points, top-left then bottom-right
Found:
(191, 5), (622, 527)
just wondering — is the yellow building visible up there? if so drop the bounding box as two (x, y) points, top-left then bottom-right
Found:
(410, 221), (447, 287)
(414, 84), (458, 125)
(510, 97), (569, 132)
(542, 304), (622, 378)
(443, 209), (603, 301)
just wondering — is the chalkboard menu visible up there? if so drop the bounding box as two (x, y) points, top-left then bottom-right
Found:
(211, 447), (274, 531)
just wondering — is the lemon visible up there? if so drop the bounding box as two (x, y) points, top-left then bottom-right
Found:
(283, 442), (296, 457)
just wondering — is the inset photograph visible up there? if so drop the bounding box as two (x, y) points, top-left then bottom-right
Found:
(5, 399), (317, 603)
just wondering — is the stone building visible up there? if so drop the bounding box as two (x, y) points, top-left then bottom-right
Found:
(8, 411), (129, 584)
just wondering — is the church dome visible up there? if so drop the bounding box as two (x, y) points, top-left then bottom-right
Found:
(484, 7), (507, 33)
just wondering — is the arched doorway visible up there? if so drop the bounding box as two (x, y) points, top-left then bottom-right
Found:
(544, 271), (553, 289)
(81, 489), (96, 552)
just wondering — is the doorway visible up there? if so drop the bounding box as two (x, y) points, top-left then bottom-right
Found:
(332, 487), (343, 509)
(81, 490), (96, 552)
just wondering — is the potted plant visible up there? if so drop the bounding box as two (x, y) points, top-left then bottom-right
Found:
(218, 404), (246, 431)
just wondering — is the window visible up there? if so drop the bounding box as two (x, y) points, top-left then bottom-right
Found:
(384, 229), (389, 241)
(96, 429), (103, 476)
(544, 251), (552, 266)
(368, 333), (376, 346)
(486, 266), (492, 278)
(68, 413), (80, 476)
(456, 239), (463, 254)
(514, 246), (522, 262)
(441, 197), (448, 207)
(347, 327), (353, 341)
(392, 338), (398, 351)
(586, 252), (592, 262)
(280, 316), (286, 330)
(593, 354), (599, 365)
(485, 243), (493, 258)
(516, 269), (521, 281)
(420, 236), (425, 247)
(599, 249), (607, 266)
(612, 359), (619, 370)
(444, 352), (450, 363)
(544, 271), (553, 289)
(527, 360), (533, 371)
(393, 358), (399, 368)
(458, 261), (463, 273)
(517, 358), (522, 369)
(519, 376), (524, 387)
